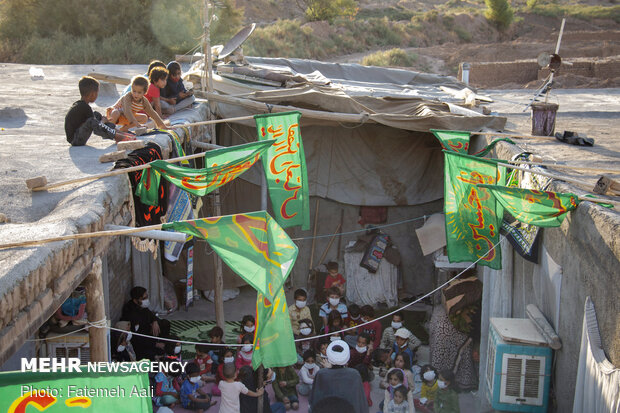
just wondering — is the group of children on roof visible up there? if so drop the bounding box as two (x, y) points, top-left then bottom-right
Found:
(130, 262), (460, 413)
(64, 60), (195, 146)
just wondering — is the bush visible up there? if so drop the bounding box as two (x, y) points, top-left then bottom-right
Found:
(484, 0), (514, 30)
(301, 0), (358, 21)
(361, 48), (418, 67)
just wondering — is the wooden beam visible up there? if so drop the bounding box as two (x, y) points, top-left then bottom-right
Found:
(84, 257), (108, 362)
(195, 92), (371, 124)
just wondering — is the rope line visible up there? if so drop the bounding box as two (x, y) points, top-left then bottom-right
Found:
(27, 241), (499, 349)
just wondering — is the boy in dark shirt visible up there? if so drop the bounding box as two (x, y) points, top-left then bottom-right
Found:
(64, 76), (132, 146)
(160, 61), (195, 115)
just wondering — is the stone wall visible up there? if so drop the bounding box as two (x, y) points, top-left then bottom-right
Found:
(459, 56), (620, 88)
(486, 139), (620, 412)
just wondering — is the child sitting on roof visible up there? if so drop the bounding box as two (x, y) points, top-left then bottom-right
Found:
(145, 66), (169, 118)
(64, 76), (134, 146)
(106, 75), (168, 132)
(160, 61), (195, 115)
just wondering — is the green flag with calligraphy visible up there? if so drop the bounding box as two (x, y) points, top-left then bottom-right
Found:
(255, 111), (310, 231)
(135, 140), (275, 206)
(0, 365), (152, 412)
(431, 129), (515, 157)
(431, 129), (470, 153)
(444, 151), (506, 269)
(162, 211), (298, 368)
(478, 185), (580, 227)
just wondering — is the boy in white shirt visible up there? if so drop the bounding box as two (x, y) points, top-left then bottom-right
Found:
(218, 362), (264, 413)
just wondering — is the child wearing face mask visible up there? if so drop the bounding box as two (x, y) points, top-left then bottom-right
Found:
(180, 362), (216, 411)
(237, 315), (256, 343)
(289, 289), (311, 335)
(235, 334), (254, 370)
(416, 364), (439, 413)
(295, 318), (316, 364)
(319, 286), (349, 328)
(434, 370), (460, 413)
(213, 348), (235, 396)
(298, 350), (319, 396)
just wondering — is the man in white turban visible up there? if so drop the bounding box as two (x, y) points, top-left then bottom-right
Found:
(309, 340), (369, 413)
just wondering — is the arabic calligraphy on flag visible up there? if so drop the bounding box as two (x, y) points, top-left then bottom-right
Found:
(255, 111), (310, 230)
(444, 151), (506, 269)
(136, 140), (275, 206)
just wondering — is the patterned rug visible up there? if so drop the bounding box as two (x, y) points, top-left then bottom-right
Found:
(170, 320), (242, 358)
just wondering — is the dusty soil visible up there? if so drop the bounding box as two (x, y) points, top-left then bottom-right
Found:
(236, 0), (620, 89)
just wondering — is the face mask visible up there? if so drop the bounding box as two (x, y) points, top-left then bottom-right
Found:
(270, 371), (276, 382)
(242, 344), (253, 352)
(330, 335), (339, 342)
(134, 324), (140, 331)
(190, 376), (201, 383)
(140, 299), (150, 308)
(355, 345), (367, 353)
(391, 321), (402, 329)
(328, 298), (340, 306)
(350, 314), (360, 320)
(244, 325), (255, 333)
(126, 332), (132, 341)
(423, 371), (436, 381)
(224, 356), (234, 363)
(300, 327), (312, 336)
(304, 362), (316, 370)
(400, 341), (408, 349)
(174, 346), (181, 354)
(438, 380), (447, 389)
(117, 345), (126, 352)
(296, 300), (307, 309)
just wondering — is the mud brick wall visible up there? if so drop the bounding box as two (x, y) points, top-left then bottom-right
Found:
(595, 59), (620, 79)
(106, 234), (133, 324)
(460, 60), (539, 87)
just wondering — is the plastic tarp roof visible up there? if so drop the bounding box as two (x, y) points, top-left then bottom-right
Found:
(212, 57), (506, 206)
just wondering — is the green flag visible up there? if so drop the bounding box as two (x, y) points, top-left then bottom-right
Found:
(136, 140), (275, 206)
(162, 211), (298, 368)
(431, 129), (470, 153)
(444, 151), (506, 269)
(255, 112), (310, 231)
(0, 366), (152, 412)
(478, 185), (580, 227)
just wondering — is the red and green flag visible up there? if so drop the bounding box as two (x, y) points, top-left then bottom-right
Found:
(431, 129), (514, 157)
(255, 111), (310, 231)
(431, 129), (470, 153)
(136, 140), (275, 206)
(162, 211), (298, 368)
(0, 366), (152, 412)
(478, 185), (580, 227)
(444, 151), (506, 269)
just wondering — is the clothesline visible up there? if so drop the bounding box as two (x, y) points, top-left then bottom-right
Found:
(27, 240), (498, 348)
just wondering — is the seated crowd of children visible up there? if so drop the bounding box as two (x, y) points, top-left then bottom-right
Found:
(65, 59), (195, 146)
(146, 261), (459, 412)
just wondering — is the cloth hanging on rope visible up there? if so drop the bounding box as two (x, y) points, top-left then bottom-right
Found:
(114, 142), (168, 227)
(135, 139), (275, 206)
(479, 184), (580, 227)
